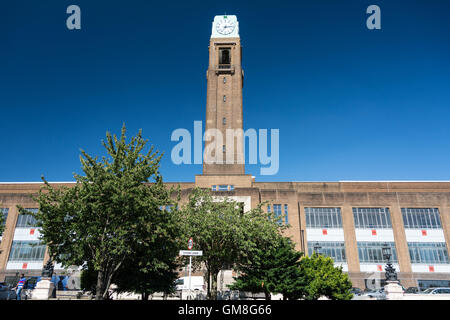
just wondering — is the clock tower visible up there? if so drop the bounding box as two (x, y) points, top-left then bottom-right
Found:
(203, 15), (245, 176)
(197, 15), (253, 188)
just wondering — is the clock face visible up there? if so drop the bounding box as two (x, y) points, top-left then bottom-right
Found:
(216, 18), (236, 35)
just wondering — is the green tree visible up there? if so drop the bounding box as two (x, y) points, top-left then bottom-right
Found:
(299, 253), (353, 300)
(19, 125), (179, 300)
(179, 188), (285, 300)
(112, 224), (180, 300)
(230, 236), (305, 300)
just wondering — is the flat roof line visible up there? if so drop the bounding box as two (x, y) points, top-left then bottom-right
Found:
(1, 180), (450, 184)
(338, 181), (450, 182)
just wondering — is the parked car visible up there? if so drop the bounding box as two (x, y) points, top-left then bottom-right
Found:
(0, 282), (16, 300)
(422, 287), (450, 294)
(351, 287), (363, 296)
(405, 287), (419, 293)
(0, 282), (10, 290)
(0, 281), (31, 300)
(362, 288), (386, 299)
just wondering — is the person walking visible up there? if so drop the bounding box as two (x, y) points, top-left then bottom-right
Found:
(13, 274), (27, 300)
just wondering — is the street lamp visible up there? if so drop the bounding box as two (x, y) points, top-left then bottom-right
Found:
(313, 242), (322, 256)
(381, 243), (403, 299)
(382, 243), (397, 282)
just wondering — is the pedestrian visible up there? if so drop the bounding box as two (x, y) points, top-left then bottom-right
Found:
(13, 274), (27, 300)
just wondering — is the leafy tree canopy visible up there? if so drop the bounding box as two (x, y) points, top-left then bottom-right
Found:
(299, 253), (353, 300)
(179, 188), (285, 299)
(230, 235), (305, 300)
(18, 125), (179, 299)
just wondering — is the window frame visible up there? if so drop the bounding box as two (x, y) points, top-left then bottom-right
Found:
(305, 207), (343, 228)
(402, 208), (442, 229)
(353, 208), (392, 229)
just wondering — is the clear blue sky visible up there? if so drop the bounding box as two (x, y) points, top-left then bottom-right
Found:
(1, 0), (449, 182)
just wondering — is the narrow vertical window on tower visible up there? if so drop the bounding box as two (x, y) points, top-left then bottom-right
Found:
(223, 117), (226, 125)
(223, 95), (226, 102)
(219, 48), (231, 65)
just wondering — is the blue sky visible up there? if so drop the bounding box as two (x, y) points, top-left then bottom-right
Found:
(1, 0), (449, 182)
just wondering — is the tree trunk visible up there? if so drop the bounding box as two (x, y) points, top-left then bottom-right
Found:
(264, 291), (271, 300)
(100, 260), (123, 300)
(206, 269), (211, 300)
(210, 271), (218, 300)
(95, 270), (105, 300)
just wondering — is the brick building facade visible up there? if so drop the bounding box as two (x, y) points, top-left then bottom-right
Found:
(1, 15), (449, 291)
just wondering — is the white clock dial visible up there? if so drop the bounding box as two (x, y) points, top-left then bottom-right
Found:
(216, 19), (235, 35)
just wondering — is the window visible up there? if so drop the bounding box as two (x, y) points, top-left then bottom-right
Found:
(1, 208), (8, 226)
(273, 204), (282, 225)
(305, 207), (342, 228)
(307, 241), (346, 262)
(16, 209), (39, 228)
(3, 276), (19, 287)
(218, 185), (229, 191)
(357, 242), (398, 263)
(268, 204), (288, 226)
(223, 95), (226, 102)
(8, 240), (46, 261)
(408, 242), (449, 264)
(212, 185), (234, 192)
(219, 48), (231, 65)
(418, 280), (450, 291)
(353, 208), (392, 229)
(223, 145), (226, 153)
(284, 204), (289, 225)
(402, 208), (442, 229)
(223, 117), (226, 125)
